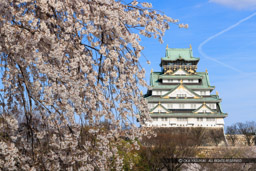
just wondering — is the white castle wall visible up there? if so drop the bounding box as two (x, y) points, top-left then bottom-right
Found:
(152, 91), (168, 96)
(162, 79), (199, 83)
(148, 103), (216, 110)
(194, 91), (210, 96)
(145, 117), (224, 128)
(152, 90), (211, 96)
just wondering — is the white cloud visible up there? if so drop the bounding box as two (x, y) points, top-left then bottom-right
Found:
(209, 0), (256, 10)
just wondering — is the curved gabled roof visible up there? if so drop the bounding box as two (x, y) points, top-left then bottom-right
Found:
(161, 48), (199, 63)
(150, 72), (215, 90)
(149, 103), (171, 114)
(193, 103), (215, 114)
(161, 83), (200, 98)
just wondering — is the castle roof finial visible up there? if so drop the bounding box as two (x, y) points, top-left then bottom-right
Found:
(166, 44), (168, 49)
(189, 44), (192, 49)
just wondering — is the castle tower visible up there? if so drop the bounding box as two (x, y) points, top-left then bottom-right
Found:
(143, 46), (227, 127)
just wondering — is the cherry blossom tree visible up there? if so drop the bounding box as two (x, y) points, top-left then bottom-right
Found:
(0, 0), (186, 169)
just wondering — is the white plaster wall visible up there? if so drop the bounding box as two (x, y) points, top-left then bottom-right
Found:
(145, 118), (170, 127)
(162, 79), (170, 83)
(152, 90), (168, 96)
(206, 103), (216, 109)
(188, 118), (196, 124)
(162, 79), (199, 83)
(145, 117), (224, 127)
(169, 118), (177, 124)
(194, 91), (211, 96)
(149, 103), (216, 110)
(162, 103), (202, 109)
(183, 79), (199, 83)
(168, 88), (195, 98)
(216, 118), (224, 125)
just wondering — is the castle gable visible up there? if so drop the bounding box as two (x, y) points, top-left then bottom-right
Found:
(172, 68), (189, 75)
(193, 103), (215, 114)
(150, 104), (170, 113)
(162, 83), (200, 99)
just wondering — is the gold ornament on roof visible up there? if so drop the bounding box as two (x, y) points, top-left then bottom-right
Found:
(216, 91), (219, 96)
(166, 44), (168, 49)
(190, 44), (192, 49)
(164, 69), (173, 75)
(188, 68), (195, 74)
(151, 69), (153, 73)
(206, 69), (208, 73)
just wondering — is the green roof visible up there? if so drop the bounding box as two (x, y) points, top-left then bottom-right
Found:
(150, 72), (215, 90)
(217, 103), (224, 113)
(145, 96), (222, 103)
(159, 75), (203, 79)
(161, 48), (200, 62)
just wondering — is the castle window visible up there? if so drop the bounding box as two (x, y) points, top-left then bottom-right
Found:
(191, 104), (196, 109)
(197, 118), (203, 121)
(179, 104), (185, 109)
(201, 91), (207, 95)
(209, 104), (215, 109)
(206, 118), (215, 121)
(162, 117), (168, 121)
(177, 117), (187, 121)
(167, 104), (173, 109)
(177, 94), (186, 98)
(156, 91), (161, 95)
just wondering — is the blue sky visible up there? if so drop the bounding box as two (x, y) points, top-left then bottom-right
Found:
(139, 0), (256, 127)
